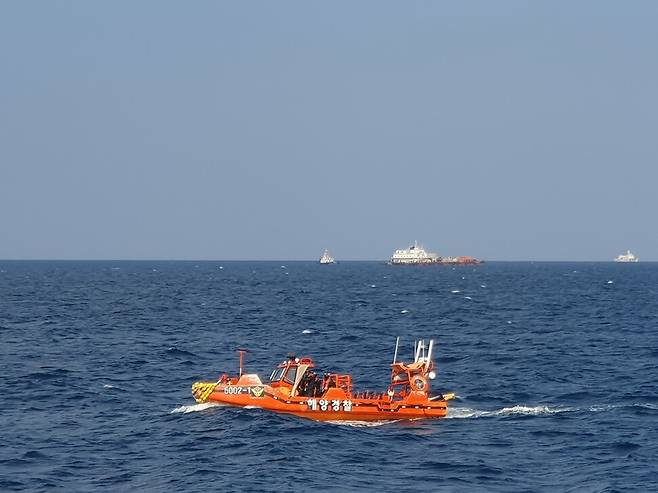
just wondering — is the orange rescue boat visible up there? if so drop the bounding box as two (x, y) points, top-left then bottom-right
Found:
(191, 338), (455, 422)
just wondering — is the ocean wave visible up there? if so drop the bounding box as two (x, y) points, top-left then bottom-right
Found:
(170, 402), (225, 414)
(166, 347), (197, 358)
(633, 402), (658, 410)
(588, 404), (621, 412)
(588, 402), (658, 413)
(27, 368), (73, 380)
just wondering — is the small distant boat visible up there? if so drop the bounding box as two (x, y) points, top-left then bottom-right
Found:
(191, 339), (455, 422)
(614, 250), (639, 262)
(319, 249), (335, 264)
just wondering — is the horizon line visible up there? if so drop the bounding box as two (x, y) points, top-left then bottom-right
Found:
(0, 258), (654, 263)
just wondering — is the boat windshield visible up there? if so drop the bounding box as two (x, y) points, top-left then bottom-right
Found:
(283, 366), (297, 385)
(269, 367), (285, 382)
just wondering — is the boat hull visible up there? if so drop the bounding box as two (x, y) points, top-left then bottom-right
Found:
(193, 381), (448, 421)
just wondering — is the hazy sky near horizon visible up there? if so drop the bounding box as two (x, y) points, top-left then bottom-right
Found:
(1, 2), (657, 260)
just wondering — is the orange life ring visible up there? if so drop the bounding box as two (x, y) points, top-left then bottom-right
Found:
(411, 375), (427, 392)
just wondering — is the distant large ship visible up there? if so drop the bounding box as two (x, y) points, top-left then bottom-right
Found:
(390, 241), (439, 265)
(614, 250), (639, 262)
(390, 241), (483, 265)
(319, 249), (335, 264)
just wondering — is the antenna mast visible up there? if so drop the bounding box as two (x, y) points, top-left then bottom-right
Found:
(426, 339), (434, 370)
(236, 348), (249, 377)
(392, 336), (400, 364)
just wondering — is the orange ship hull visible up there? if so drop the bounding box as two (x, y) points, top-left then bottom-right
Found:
(193, 380), (449, 421)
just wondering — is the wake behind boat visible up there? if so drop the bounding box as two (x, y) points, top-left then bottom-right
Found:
(191, 339), (454, 422)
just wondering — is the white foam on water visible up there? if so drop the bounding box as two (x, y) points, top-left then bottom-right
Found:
(447, 405), (572, 419)
(325, 420), (398, 428)
(171, 402), (224, 414)
(302, 329), (313, 334)
(446, 407), (486, 419)
(464, 296), (472, 300)
(480, 284), (486, 288)
(634, 402), (658, 410)
(451, 290), (461, 294)
(587, 403), (631, 413)
(495, 405), (571, 416)
(571, 402), (656, 413)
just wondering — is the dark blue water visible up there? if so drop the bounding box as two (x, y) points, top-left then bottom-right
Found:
(1, 261), (657, 492)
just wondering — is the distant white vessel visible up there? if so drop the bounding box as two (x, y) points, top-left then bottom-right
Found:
(614, 250), (639, 262)
(390, 241), (439, 265)
(319, 249), (335, 264)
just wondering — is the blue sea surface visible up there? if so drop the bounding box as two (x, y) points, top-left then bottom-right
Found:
(1, 261), (657, 492)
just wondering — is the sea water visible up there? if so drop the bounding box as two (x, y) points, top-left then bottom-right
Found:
(1, 261), (657, 491)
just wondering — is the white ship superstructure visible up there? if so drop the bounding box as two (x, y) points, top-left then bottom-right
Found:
(319, 249), (335, 264)
(390, 241), (439, 265)
(614, 250), (639, 262)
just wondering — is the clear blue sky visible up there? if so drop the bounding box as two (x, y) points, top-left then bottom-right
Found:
(1, 1), (657, 260)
